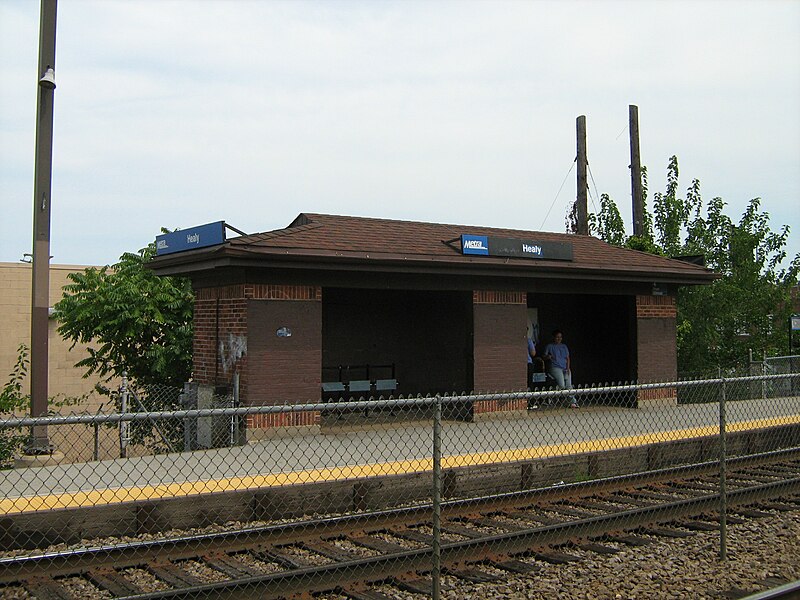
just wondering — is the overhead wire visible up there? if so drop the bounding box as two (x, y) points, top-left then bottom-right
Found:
(541, 117), (628, 231)
(539, 157), (576, 231)
(589, 117), (629, 214)
(587, 162), (601, 214)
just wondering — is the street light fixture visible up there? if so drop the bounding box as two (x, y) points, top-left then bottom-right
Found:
(39, 66), (56, 90)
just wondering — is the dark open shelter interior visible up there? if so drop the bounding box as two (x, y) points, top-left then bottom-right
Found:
(531, 293), (636, 387)
(320, 287), (637, 400)
(322, 288), (473, 397)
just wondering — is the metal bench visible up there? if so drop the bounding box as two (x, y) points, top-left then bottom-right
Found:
(374, 378), (398, 396)
(348, 380), (372, 398)
(321, 381), (346, 402)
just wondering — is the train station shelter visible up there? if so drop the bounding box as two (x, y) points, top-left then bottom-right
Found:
(148, 213), (717, 425)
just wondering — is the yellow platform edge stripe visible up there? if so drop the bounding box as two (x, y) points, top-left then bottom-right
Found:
(2, 414), (798, 515)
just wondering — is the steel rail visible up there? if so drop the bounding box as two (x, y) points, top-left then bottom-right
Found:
(1, 448), (798, 582)
(116, 476), (800, 600)
(739, 579), (800, 600)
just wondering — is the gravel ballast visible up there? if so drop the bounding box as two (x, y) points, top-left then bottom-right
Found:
(440, 511), (800, 599)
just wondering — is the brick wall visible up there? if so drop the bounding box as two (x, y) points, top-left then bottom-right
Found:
(192, 296), (216, 385)
(473, 397), (527, 414)
(247, 295), (322, 407)
(246, 410), (320, 429)
(636, 294), (677, 385)
(193, 286), (249, 396)
(193, 285), (322, 409)
(472, 291), (527, 393)
(473, 290), (526, 305)
(636, 295), (677, 318)
(193, 284), (322, 430)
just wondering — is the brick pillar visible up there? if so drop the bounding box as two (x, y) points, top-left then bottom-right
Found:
(472, 291), (527, 396)
(193, 286), (249, 393)
(193, 284), (322, 426)
(246, 285), (322, 429)
(636, 295), (677, 406)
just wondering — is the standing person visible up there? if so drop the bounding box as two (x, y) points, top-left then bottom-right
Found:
(544, 329), (578, 408)
(526, 335), (537, 391)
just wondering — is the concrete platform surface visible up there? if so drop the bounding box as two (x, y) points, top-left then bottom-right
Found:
(1, 396), (798, 515)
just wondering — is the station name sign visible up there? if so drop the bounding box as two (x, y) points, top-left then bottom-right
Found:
(461, 234), (573, 261)
(156, 221), (226, 256)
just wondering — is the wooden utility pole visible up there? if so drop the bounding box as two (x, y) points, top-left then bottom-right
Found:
(629, 105), (644, 236)
(576, 115), (588, 235)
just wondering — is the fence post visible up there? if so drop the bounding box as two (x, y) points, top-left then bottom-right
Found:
(432, 394), (442, 600)
(119, 371), (129, 459)
(231, 373), (240, 446)
(180, 382), (198, 452)
(718, 370), (727, 560)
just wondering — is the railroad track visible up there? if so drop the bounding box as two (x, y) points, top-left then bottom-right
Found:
(2, 449), (799, 599)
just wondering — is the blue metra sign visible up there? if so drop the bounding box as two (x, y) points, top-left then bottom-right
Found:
(460, 233), (573, 261)
(156, 221), (226, 256)
(461, 235), (490, 255)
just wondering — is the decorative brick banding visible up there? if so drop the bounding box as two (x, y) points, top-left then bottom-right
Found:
(473, 397), (527, 414)
(246, 410), (321, 429)
(473, 290), (527, 304)
(636, 295), (677, 318)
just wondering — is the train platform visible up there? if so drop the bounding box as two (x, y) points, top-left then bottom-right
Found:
(2, 395), (800, 518)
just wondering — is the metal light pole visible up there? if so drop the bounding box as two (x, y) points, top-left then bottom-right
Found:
(28, 0), (58, 455)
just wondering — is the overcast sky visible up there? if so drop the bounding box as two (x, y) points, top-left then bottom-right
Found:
(1, 0), (798, 267)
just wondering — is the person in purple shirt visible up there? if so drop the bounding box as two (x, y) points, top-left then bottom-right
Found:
(544, 329), (578, 408)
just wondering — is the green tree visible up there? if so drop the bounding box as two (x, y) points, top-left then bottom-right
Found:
(588, 193), (626, 247)
(54, 242), (194, 388)
(54, 241), (194, 451)
(0, 345), (87, 467)
(590, 166), (661, 255)
(652, 156), (691, 256)
(0, 345), (31, 468)
(589, 156), (799, 375)
(678, 197), (798, 374)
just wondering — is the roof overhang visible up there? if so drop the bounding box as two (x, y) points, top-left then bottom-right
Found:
(148, 242), (719, 287)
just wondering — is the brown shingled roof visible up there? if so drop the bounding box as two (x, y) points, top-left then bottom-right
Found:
(149, 213), (717, 285)
(223, 213), (714, 281)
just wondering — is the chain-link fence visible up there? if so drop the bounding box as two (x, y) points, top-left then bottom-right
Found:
(764, 355), (800, 399)
(0, 372), (798, 597)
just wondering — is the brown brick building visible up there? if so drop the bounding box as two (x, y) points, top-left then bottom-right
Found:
(149, 213), (716, 421)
